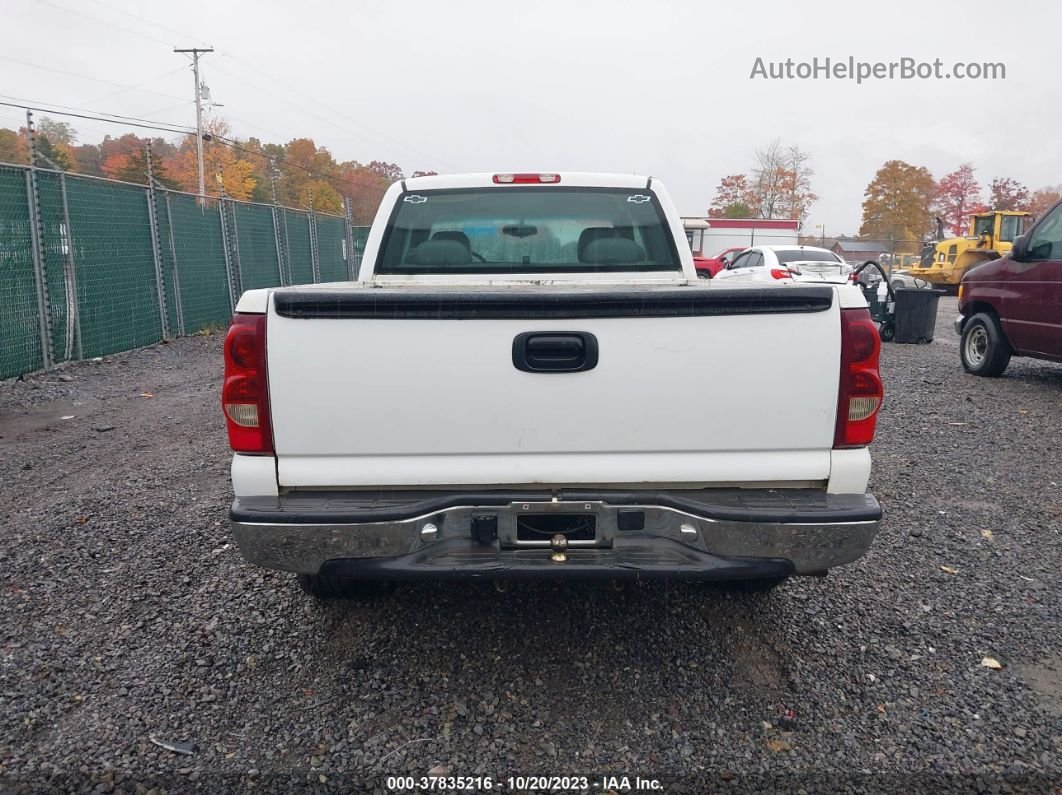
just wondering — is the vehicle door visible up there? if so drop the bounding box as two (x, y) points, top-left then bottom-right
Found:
(717, 250), (763, 281)
(1002, 203), (1062, 357)
(714, 250), (750, 280)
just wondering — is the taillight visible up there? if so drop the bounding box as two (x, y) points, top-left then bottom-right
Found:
(770, 268), (792, 280)
(222, 313), (273, 454)
(834, 307), (883, 448)
(492, 173), (560, 184)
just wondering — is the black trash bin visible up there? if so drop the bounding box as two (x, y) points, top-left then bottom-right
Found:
(893, 288), (945, 343)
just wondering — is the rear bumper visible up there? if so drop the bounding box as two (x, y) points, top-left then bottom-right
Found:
(230, 489), (881, 579)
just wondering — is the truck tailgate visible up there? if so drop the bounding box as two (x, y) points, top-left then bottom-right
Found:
(266, 285), (840, 488)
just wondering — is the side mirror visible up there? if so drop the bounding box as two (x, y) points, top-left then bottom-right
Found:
(1010, 234), (1029, 261)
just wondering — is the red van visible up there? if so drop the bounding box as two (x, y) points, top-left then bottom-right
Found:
(956, 199), (1062, 376)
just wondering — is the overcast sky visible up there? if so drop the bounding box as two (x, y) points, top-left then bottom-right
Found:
(3, 0), (1060, 234)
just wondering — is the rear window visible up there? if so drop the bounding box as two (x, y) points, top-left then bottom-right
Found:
(775, 249), (841, 264)
(376, 188), (681, 274)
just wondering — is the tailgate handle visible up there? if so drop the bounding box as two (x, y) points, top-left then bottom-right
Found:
(513, 332), (598, 373)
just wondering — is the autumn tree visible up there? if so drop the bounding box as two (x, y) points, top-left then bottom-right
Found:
(367, 161), (403, 182)
(32, 118), (77, 170)
(0, 128), (28, 164)
(859, 160), (936, 246)
(36, 135), (74, 170)
(1026, 185), (1062, 219)
(708, 174), (755, 218)
(707, 142), (819, 226)
(746, 141), (817, 226)
(101, 148), (179, 188)
(71, 143), (102, 175)
(38, 119), (75, 145)
(89, 134), (178, 184)
(162, 119), (257, 200)
(988, 177), (1030, 211)
(101, 133), (175, 163)
(238, 138), (285, 203)
(775, 145), (817, 227)
(268, 138), (344, 213)
(935, 164), (983, 236)
(339, 162), (398, 223)
(749, 141), (789, 219)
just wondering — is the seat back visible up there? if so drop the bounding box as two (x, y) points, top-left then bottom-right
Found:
(577, 227), (617, 261)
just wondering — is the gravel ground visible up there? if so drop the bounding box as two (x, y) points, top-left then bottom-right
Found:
(1, 299), (1060, 794)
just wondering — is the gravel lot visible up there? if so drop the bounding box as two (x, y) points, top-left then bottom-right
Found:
(1, 297), (1060, 794)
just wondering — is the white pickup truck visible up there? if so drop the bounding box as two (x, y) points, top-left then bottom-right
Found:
(223, 172), (883, 597)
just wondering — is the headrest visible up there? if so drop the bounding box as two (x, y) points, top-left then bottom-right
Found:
(577, 227), (617, 260)
(580, 237), (646, 265)
(406, 239), (472, 267)
(431, 230), (471, 249)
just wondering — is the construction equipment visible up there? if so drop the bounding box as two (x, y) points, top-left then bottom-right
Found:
(915, 211), (1031, 287)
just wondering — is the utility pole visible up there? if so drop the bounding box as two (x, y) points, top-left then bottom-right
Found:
(269, 157), (279, 205)
(174, 47), (213, 203)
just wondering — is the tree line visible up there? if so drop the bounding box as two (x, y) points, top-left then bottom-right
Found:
(0, 117), (436, 223)
(860, 161), (1060, 246)
(706, 142), (1061, 246)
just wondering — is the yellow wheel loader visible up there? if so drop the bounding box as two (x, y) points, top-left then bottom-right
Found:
(916, 211), (1031, 287)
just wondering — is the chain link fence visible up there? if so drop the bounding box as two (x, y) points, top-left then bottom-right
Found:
(0, 162), (369, 380)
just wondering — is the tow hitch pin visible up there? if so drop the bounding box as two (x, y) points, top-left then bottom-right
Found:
(550, 533), (568, 563)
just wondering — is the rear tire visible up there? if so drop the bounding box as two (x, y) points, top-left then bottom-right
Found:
(296, 573), (381, 599)
(960, 312), (1010, 377)
(878, 321), (895, 342)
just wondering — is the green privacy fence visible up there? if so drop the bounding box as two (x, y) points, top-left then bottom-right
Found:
(0, 162), (370, 380)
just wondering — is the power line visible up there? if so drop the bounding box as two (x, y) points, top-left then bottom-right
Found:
(210, 58), (444, 170)
(206, 63), (396, 153)
(0, 100), (194, 136)
(0, 56), (187, 102)
(28, 0), (442, 170)
(82, 0), (211, 47)
(82, 66), (188, 106)
(36, 0), (175, 47)
(217, 112), (287, 145)
(0, 96), (194, 132)
(0, 98), (395, 198)
(216, 52), (444, 167)
(140, 101), (196, 117)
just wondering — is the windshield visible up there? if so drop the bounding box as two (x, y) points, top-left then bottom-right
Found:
(998, 214), (1025, 242)
(774, 249), (841, 265)
(377, 188), (680, 274)
(973, 216), (995, 236)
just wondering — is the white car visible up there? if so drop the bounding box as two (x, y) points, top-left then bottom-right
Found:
(888, 269), (932, 290)
(714, 245), (852, 284)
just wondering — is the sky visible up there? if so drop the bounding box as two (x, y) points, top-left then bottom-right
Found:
(3, 0), (1060, 234)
